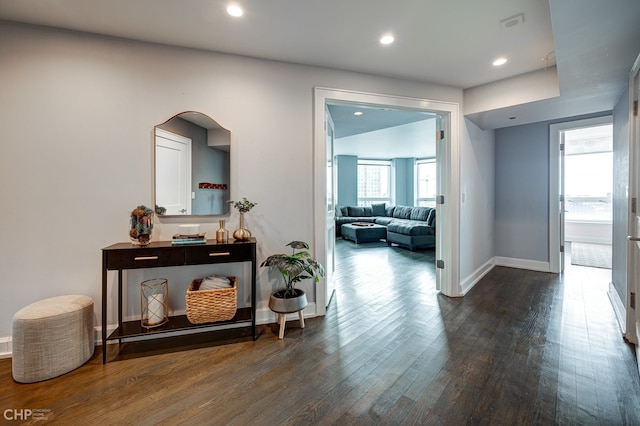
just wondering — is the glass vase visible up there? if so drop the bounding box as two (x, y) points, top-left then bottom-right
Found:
(130, 207), (154, 246)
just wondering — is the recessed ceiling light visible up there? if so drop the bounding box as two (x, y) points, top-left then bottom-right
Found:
(492, 57), (508, 66)
(380, 34), (395, 45)
(227, 4), (243, 17)
(354, 111), (363, 116)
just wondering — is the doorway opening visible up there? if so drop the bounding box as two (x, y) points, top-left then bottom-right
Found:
(313, 87), (461, 314)
(328, 102), (439, 305)
(564, 123), (613, 271)
(549, 115), (613, 274)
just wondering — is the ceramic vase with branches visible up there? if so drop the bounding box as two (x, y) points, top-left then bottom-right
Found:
(228, 198), (257, 241)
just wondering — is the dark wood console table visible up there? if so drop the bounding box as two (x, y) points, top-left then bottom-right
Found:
(101, 238), (257, 363)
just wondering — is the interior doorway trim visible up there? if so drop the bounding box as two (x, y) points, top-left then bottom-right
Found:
(549, 115), (613, 274)
(312, 87), (460, 313)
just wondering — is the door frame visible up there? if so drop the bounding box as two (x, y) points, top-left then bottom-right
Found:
(312, 87), (461, 313)
(628, 53), (640, 347)
(324, 104), (337, 307)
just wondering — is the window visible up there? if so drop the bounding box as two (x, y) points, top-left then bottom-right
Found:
(564, 124), (613, 222)
(416, 158), (436, 207)
(357, 159), (391, 206)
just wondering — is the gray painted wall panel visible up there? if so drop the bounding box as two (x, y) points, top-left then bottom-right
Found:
(336, 155), (358, 206)
(495, 122), (550, 262)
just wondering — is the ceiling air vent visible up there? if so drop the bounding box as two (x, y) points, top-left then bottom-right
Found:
(500, 13), (524, 30)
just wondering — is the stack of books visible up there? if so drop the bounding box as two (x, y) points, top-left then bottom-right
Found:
(171, 233), (206, 245)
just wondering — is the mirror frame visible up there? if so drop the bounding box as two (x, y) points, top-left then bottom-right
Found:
(154, 111), (230, 217)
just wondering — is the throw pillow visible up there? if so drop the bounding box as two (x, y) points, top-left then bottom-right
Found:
(362, 206), (373, 217)
(385, 206), (395, 217)
(348, 206), (365, 217)
(393, 205), (412, 219)
(410, 207), (431, 222)
(335, 205), (343, 217)
(371, 203), (386, 216)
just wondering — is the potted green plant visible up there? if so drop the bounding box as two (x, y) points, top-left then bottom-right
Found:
(261, 241), (325, 338)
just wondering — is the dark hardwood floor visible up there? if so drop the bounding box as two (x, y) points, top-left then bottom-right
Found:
(1, 238), (639, 425)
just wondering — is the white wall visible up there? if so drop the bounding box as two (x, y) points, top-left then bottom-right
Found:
(459, 119), (495, 293)
(0, 22), (463, 339)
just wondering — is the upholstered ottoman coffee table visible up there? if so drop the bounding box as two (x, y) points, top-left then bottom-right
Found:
(341, 222), (387, 244)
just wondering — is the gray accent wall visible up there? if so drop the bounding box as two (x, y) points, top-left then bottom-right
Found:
(393, 158), (415, 206)
(495, 112), (612, 264)
(336, 155), (358, 206)
(612, 89), (630, 304)
(495, 122), (550, 262)
(335, 155), (418, 207)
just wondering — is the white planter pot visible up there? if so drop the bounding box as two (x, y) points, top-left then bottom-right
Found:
(268, 289), (307, 313)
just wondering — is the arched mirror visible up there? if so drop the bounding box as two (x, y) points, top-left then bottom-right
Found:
(154, 111), (230, 216)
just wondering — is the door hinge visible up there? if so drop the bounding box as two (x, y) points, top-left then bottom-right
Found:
(560, 244), (565, 253)
(436, 195), (445, 205)
(436, 260), (445, 269)
(560, 142), (565, 151)
(631, 292), (636, 310)
(560, 195), (565, 202)
(634, 100), (638, 117)
(633, 198), (637, 214)
(437, 130), (444, 140)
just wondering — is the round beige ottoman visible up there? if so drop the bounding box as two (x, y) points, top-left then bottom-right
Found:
(12, 295), (95, 383)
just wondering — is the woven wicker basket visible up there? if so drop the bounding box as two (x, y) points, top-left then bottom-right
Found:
(186, 276), (237, 324)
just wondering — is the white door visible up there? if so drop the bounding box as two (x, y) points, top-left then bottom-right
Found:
(560, 132), (566, 272)
(324, 106), (336, 306)
(435, 115), (445, 291)
(627, 54), (640, 349)
(155, 128), (192, 215)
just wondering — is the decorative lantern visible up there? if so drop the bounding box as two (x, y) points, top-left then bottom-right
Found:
(141, 278), (168, 328)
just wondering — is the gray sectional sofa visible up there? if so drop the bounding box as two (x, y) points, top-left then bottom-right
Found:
(335, 203), (436, 251)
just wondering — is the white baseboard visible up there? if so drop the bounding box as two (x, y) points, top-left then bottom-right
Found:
(93, 324), (118, 345)
(607, 283), (626, 335)
(0, 336), (11, 359)
(494, 256), (551, 273)
(460, 259), (495, 295)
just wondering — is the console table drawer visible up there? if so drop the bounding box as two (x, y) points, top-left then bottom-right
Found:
(106, 248), (184, 270)
(185, 243), (253, 264)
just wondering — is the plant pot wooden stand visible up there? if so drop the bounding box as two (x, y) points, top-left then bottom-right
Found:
(276, 311), (305, 339)
(269, 289), (307, 339)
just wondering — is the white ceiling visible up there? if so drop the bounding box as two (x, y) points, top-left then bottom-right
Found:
(1, 0), (638, 133)
(0, 0), (556, 88)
